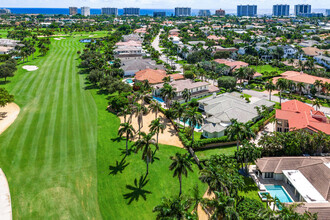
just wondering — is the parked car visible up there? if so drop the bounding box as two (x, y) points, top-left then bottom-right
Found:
(304, 94), (313, 100)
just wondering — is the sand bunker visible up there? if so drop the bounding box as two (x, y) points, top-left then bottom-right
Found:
(0, 103), (20, 135)
(54, 37), (66, 40)
(22, 65), (38, 71)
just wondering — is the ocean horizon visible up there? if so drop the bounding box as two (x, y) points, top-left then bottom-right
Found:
(6, 8), (328, 16)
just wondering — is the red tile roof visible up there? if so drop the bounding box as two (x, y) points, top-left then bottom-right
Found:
(214, 59), (248, 70)
(276, 100), (330, 134)
(134, 69), (167, 84)
(273, 71), (330, 85)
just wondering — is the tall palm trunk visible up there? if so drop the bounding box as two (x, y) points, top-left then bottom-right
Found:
(126, 132), (129, 155)
(269, 91), (272, 101)
(279, 91), (282, 105)
(146, 156), (149, 176)
(179, 175), (182, 196)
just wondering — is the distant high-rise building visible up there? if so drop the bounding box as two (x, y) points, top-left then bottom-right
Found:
(300, 13), (323, 18)
(273, 4), (289, 17)
(69, 7), (78, 15)
(153, 12), (166, 17)
(0, 8), (10, 14)
(237, 5), (257, 17)
(198, 10), (211, 17)
(101, 8), (118, 16)
(175, 7), (191, 17)
(81, 7), (90, 16)
(326, 9), (330, 17)
(294, 4), (311, 16)
(123, 8), (140, 16)
(215, 9), (225, 16)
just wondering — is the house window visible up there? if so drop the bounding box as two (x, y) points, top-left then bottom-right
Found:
(284, 128), (289, 132)
(265, 172), (274, 178)
(277, 127), (282, 132)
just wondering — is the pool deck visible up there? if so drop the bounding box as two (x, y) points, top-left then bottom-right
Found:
(249, 165), (299, 203)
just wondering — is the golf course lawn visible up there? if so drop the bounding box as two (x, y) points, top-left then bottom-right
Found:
(0, 32), (211, 219)
(0, 36), (102, 219)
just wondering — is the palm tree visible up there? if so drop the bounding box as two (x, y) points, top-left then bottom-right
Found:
(225, 119), (255, 154)
(169, 153), (193, 196)
(134, 104), (148, 139)
(160, 83), (177, 109)
(118, 122), (136, 155)
(134, 132), (156, 176)
(276, 78), (288, 105)
(296, 82), (305, 96)
(149, 100), (162, 119)
(265, 79), (275, 101)
(186, 107), (203, 146)
(149, 118), (165, 150)
(312, 98), (322, 111)
(313, 80), (323, 95)
(182, 88), (191, 103)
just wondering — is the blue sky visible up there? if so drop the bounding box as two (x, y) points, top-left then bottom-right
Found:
(0, 0), (328, 9)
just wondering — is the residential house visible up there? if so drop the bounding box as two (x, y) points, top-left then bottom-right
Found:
(276, 100), (330, 134)
(198, 92), (274, 138)
(152, 79), (219, 103)
(302, 47), (324, 57)
(299, 40), (320, 47)
(280, 45), (298, 58)
(135, 69), (183, 84)
(314, 55), (330, 69)
(214, 59), (248, 71)
(255, 157), (330, 219)
(273, 71), (330, 94)
(120, 58), (165, 77)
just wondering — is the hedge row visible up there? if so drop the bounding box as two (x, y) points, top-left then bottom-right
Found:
(251, 111), (275, 133)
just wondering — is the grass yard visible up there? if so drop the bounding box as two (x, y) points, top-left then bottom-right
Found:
(195, 145), (237, 160)
(250, 65), (284, 74)
(0, 31), (208, 219)
(94, 92), (207, 219)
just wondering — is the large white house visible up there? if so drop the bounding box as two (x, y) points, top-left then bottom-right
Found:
(152, 79), (219, 103)
(198, 92), (274, 138)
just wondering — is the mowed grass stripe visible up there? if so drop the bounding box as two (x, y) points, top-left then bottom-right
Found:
(30, 44), (71, 169)
(1, 45), (62, 155)
(43, 40), (69, 169)
(3, 45), (67, 161)
(0, 36), (102, 219)
(13, 46), (68, 168)
(68, 41), (83, 169)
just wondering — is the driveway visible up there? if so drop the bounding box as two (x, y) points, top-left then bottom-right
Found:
(152, 30), (184, 73)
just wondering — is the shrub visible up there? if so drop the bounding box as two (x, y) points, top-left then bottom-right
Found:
(237, 198), (264, 220)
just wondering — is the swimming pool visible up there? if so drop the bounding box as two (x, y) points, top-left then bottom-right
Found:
(180, 119), (202, 130)
(126, 79), (133, 84)
(265, 185), (293, 203)
(153, 96), (165, 103)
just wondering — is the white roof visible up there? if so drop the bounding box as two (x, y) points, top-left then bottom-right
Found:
(0, 169), (11, 220)
(283, 170), (327, 203)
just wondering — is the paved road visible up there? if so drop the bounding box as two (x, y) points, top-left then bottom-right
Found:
(152, 31), (184, 73)
(243, 89), (330, 115)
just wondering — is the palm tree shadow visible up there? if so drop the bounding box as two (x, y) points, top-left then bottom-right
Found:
(123, 175), (152, 205)
(109, 156), (130, 175)
(119, 146), (136, 156)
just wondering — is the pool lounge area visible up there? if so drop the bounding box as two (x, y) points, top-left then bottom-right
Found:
(265, 185), (293, 203)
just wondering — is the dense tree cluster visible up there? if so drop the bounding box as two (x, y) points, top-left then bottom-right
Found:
(0, 59), (17, 82)
(259, 130), (330, 156)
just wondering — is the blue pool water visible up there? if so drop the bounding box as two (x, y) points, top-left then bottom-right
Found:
(180, 119), (202, 129)
(126, 79), (133, 84)
(265, 185), (293, 203)
(153, 96), (165, 103)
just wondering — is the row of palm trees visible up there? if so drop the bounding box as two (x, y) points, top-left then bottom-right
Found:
(265, 77), (329, 107)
